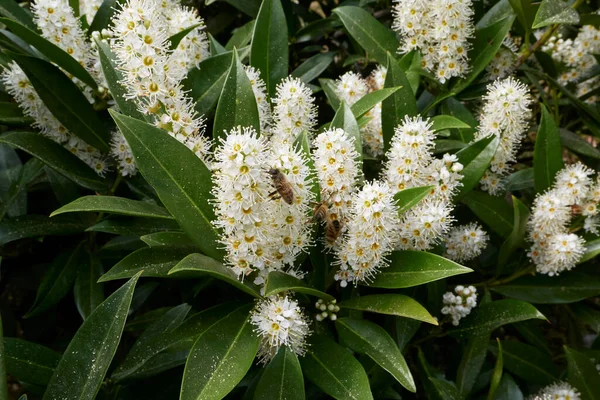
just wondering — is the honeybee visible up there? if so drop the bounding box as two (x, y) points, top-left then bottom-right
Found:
(311, 199), (329, 222)
(325, 219), (343, 246)
(267, 168), (294, 205)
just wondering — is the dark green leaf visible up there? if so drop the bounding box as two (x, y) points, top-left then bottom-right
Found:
(331, 102), (363, 165)
(319, 78), (341, 111)
(431, 115), (471, 132)
(0, 0), (35, 30)
(209, 33), (227, 55)
(301, 335), (373, 400)
(455, 135), (500, 200)
(457, 332), (490, 397)
(339, 294), (438, 325)
(488, 340), (503, 400)
(0, 158), (43, 221)
(3, 338), (60, 386)
(533, 0), (580, 29)
(0, 214), (89, 246)
(0, 101), (33, 125)
(51, 196), (173, 220)
(264, 271), (333, 301)
(441, 97), (478, 143)
(168, 253), (261, 298)
(99, 247), (189, 282)
(560, 129), (600, 159)
(508, 0), (534, 30)
(184, 52), (232, 117)
(213, 49), (260, 140)
(565, 347), (600, 400)
(490, 340), (559, 385)
(180, 303), (259, 400)
(534, 105), (563, 193)
(462, 191), (514, 238)
(351, 87), (400, 119)
(394, 186), (433, 215)
(0, 318), (5, 400)
(73, 255), (104, 320)
(292, 52), (335, 84)
(169, 23), (202, 50)
(495, 374), (524, 400)
(336, 318), (415, 392)
(8, 53), (110, 152)
(110, 111), (224, 261)
(434, 140), (467, 154)
(226, 20), (255, 50)
(572, 303), (600, 333)
(332, 6), (399, 65)
(581, 238), (600, 264)
(254, 346), (305, 400)
(88, 0), (118, 34)
(0, 131), (105, 190)
(505, 168), (535, 192)
(43, 273), (140, 400)
(368, 251), (472, 289)
(86, 218), (180, 236)
(140, 232), (195, 248)
(497, 196), (530, 268)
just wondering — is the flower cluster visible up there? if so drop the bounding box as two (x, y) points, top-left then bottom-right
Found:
(314, 299), (340, 321)
(245, 66), (273, 134)
(110, 0), (210, 163)
(80, 0), (103, 24)
(530, 382), (580, 400)
(163, 0), (210, 70)
(475, 77), (532, 195)
(110, 131), (137, 176)
(441, 285), (477, 326)
(486, 35), (520, 80)
(271, 77), (317, 145)
(392, 0), (474, 82)
(334, 72), (369, 106)
(444, 223), (489, 263)
(528, 163), (598, 276)
(251, 295), (311, 363)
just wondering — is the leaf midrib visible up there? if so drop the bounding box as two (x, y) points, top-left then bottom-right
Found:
(308, 351), (360, 400)
(335, 8), (395, 61)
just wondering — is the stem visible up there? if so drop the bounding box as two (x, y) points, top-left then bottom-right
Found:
(489, 266), (536, 286)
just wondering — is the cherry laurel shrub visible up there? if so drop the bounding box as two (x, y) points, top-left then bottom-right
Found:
(1, 0), (600, 398)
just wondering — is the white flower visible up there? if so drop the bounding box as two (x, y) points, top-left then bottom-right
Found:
(271, 77), (317, 145)
(531, 382), (580, 400)
(441, 285), (477, 326)
(554, 162), (594, 205)
(486, 35), (519, 80)
(361, 65), (387, 158)
(245, 66), (273, 134)
(80, 0), (103, 24)
(444, 223), (489, 262)
(110, 131), (137, 176)
(334, 72), (369, 106)
(251, 294), (311, 363)
(398, 200), (454, 251)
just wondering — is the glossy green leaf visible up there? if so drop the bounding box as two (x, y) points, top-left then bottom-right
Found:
(292, 52), (335, 84)
(417, 349), (460, 400)
(86, 218), (180, 236)
(0, 214), (89, 246)
(73, 255), (104, 320)
(497, 196), (530, 268)
(572, 303), (600, 333)
(333, 6), (399, 65)
(565, 346), (600, 400)
(508, 0), (535, 31)
(0, 102), (32, 126)
(209, 33), (227, 55)
(489, 340), (558, 385)
(382, 53), (417, 153)
(336, 318), (415, 392)
(331, 102), (363, 164)
(301, 335), (373, 400)
(455, 135), (500, 200)
(110, 110), (224, 261)
(319, 78), (341, 111)
(184, 52), (232, 116)
(534, 105), (563, 193)
(560, 129), (600, 159)
(213, 49), (260, 140)
(226, 20), (255, 50)
(495, 374), (524, 400)
(3, 338), (60, 386)
(441, 97), (478, 143)
(168, 253), (261, 298)
(8, 53), (110, 152)
(457, 332), (490, 397)
(250, 0), (288, 97)
(431, 115), (471, 132)
(169, 23), (202, 50)
(505, 168), (535, 191)
(580, 238), (600, 264)
(488, 340), (503, 400)
(350, 87), (400, 119)
(43, 273), (140, 400)
(492, 272), (600, 304)
(434, 139), (467, 154)
(1, 18), (97, 88)
(180, 303), (259, 400)
(51, 196), (173, 220)
(264, 271), (334, 301)
(99, 247), (189, 282)
(88, 0), (118, 34)
(254, 346), (305, 400)
(394, 186), (433, 215)
(0, 131), (105, 191)
(450, 299), (545, 336)
(0, 0), (35, 30)
(339, 294), (438, 325)
(533, 0), (580, 29)
(25, 243), (85, 317)
(0, 158), (43, 221)
(140, 232), (195, 248)
(369, 251), (472, 289)
(462, 191), (514, 238)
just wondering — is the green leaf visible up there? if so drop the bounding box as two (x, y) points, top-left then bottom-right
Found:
(250, 0), (288, 98)
(0, 18), (97, 88)
(452, 16), (515, 95)
(73, 255), (104, 320)
(86, 218), (180, 236)
(491, 272), (600, 304)
(454, 135), (500, 200)
(495, 374), (524, 400)
(508, 0), (535, 31)
(350, 87), (400, 120)
(0, 157), (43, 221)
(565, 347), (600, 400)
(184, 52), (232, 117)
(441, 97), (478, 143)
(213, 49), (260, 140)
(0, 101), (32, 126)
(505, 168), (535, 192)
(560, 129), (600, 159)
(140, 232), (195, 248)
(336, 318), (415, 392)
(0, 318), (5, 400)
(331, 102), (363, 165)
(25, 243), (85, 318)
(209, 33), (227, 55)
(51, 196), (173, 220)
(534, 105), (563, 193)
(450, 299), (546, 336)
(0, 214), (89, 246)
(497, 196), (530, 268)
(94, 39), (146, 120)
(417, 349), (460, 400)
(382, 53), (417, 153)
(0, 131), (105, 191)
(431, 115), (471, 132)
(254, 346), (305, 400)
(462, 191), (514, 238)
(533, 0), (580, 29)
(580, 238), (600, 264)
(301, 335), (373, 400)
(226, 20), (255, 50)
(0, 0), (34, 29)
(180, 303), (259, 400)
(292, 52), (335, 84)
(488, 340), (503, 400)
(99, 247), (189, 282)
(368, 251), (472, 289)
(572, 303), (600, 333)
(263, 271), (334, 301)
(456, 332), (490, 397)
(168, 253), (261, 298)
(110, 111), (224, 261)
(88, 0), (119, 35)
(3, 338), (60, 386)
(319, 78), (341, 111)
(339, 294), (438, 325)
(43, 273), (140, 400)
(8, 53), (110, 152)
(490, 340), (558, 385)
(394, 186), (433, 215)
(169, 23), (202, 50)
(332, 6), (399, 65)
